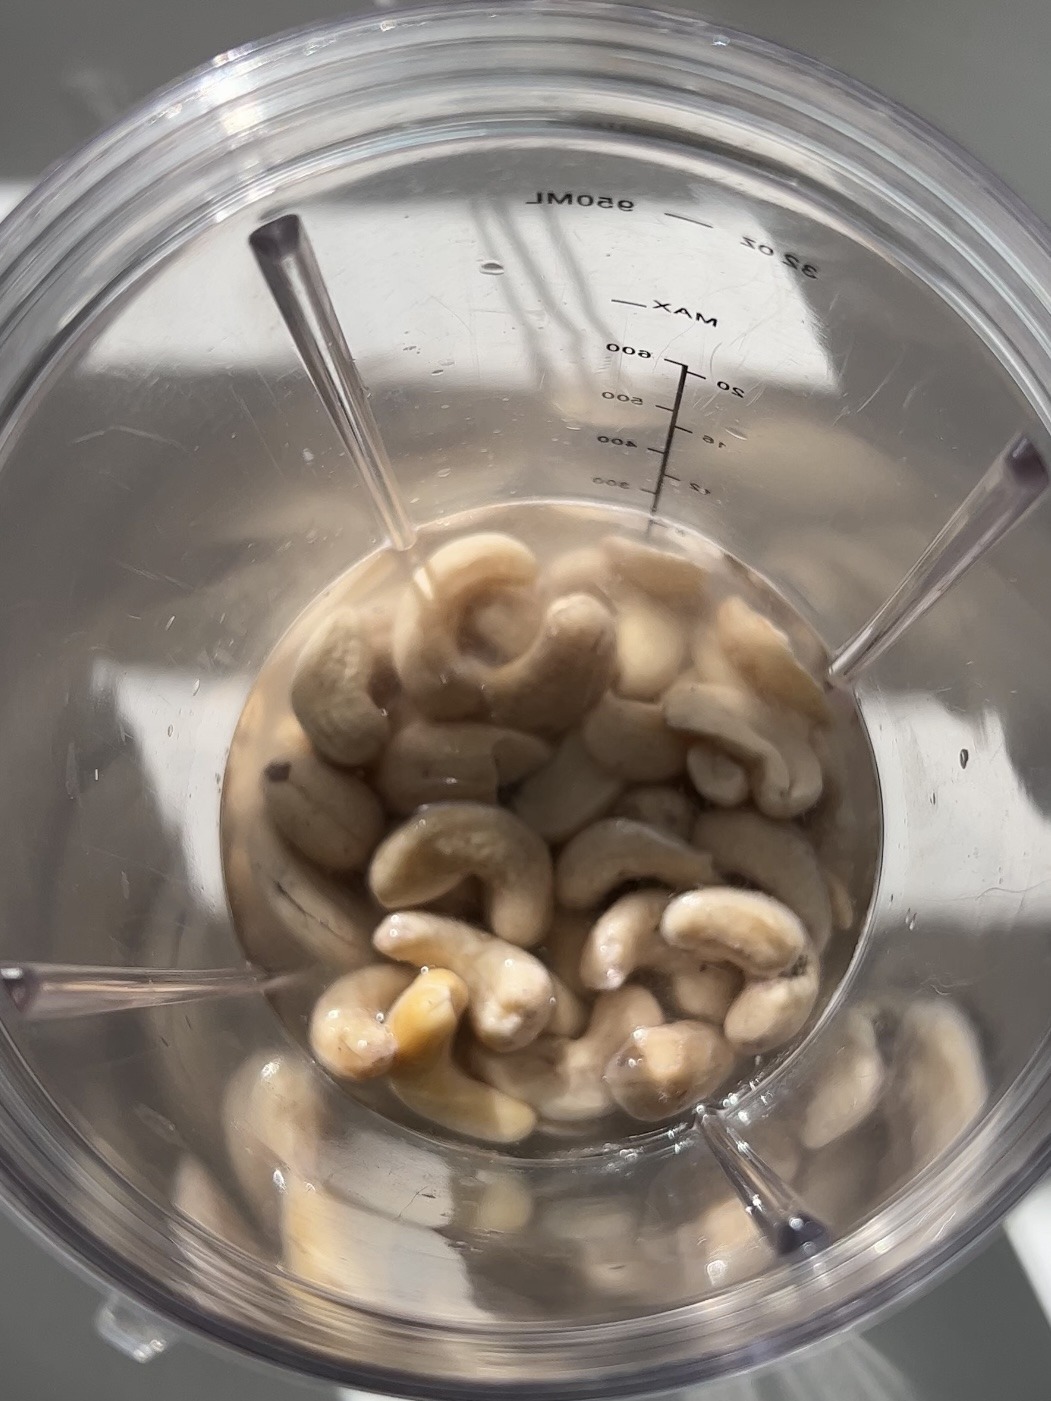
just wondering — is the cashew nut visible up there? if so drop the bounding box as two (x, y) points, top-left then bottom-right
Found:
(369, 802), (552, 947)
(290, 608), (389, 766)
(556, 818), (716, 909)
(605, 1021), (735, 1120)
(222, 1051), (325, 1230)
(693, 809), (833, 953)
(539, 907), (594, 997)
(685, 741), (749, 807)
(664, 679), (820, 819)
(614, 589), (686, 700)
(308, 964), (415, 1081)
(261, 721), (384, 872)
(172, 1155), (257, 1255)
(716, 594), (830, 723)
(693, 1196), (771, 1288)
(690, 622), (741, 687)
(512, 732), (622, 842)
(462, 584), (543, 662)
(581, 693), (687, 783)
(661, 888), (809, 978)
(374, 910), (583, 1049)
(375, 719), (551, 815)
(801, 1010), (885, 1150)
(542, 546), (614, 600)
(723, 944), (819, 1054)
(471, 986), (664, 1123)
(611, 785), (695, 842)
(888, 999), (987, 1168)
(385, 966), (471, 1069)
(602, 535), (708, 604)
(825, 868), (856, 932)
(579, 888), (671, 990)
(389, 989), (538, 1144)
(664, 964), (743, 1023)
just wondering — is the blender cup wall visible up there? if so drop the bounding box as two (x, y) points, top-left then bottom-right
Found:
(0, 4), (1050, 1393)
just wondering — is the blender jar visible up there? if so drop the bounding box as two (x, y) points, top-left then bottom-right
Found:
(1, 1), (1051, 1393)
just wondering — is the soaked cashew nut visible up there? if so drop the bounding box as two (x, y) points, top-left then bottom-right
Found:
(542, 546), (614, 599)
(611, 785), (695, 842)
(369, 802), (552, 947)
(581, 694), (687, 783)
(605, 1021), (735, 1120)
(685, 741), (749, 807)
(309, 964), (415, 1081)
(462, 585), (543, 662)
(614, 589), (687, 700)
(472, 986), (664, 1123)
(389, 988), (538, 1144)
(716, 594), (830, 723)
(222, 1051), (325, 1230)
(374, 910), (583, 1049)
(888, 999), (987, 1168)
(665, 964), (743, 1023)
(580, 889), (671, 990)
(661, 888), (809, 978)
(693, 809), (833, 953)
(172, 1155), (258, 1256)
(693, 1196), (771, 1288)
(539, 907), (594, 998)
(556, 818), (716, 909)
(752, 706), (824, 819)
(290, 609), (389, 766)
(824, 869), (856, 932)
(385, 967), (471, 1069)
(375, 719), (551, 815)
(723, 943), (819, 1054)
(262, 722), (384, 872)
(664, 678), (790, 803)
(512, 732), (622, 842)
(801, 1010), (885, 1150)
(602, 535), (708, 604)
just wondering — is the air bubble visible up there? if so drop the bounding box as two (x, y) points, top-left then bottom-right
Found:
(479, 260), (505, 276)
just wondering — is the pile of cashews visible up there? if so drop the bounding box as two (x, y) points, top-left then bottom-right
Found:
(226, 528), (868, 1146)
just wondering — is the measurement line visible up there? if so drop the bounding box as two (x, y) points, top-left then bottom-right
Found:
(610, 298), (647, 307)
(664, 212), (714, 229)
(664, 357), (707, 379)
(649, 361), (689, 525)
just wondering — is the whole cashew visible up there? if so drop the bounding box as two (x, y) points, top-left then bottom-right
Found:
(660, 888), (809, 978)
(605, 1021), (735, 1120)
(581, 693), (687, 783)
(664, 964), (743, 1023)
(369, 802), (553, 947)
(602, 535), (708, 604)
(471, 986), (664, 1123)
(611, 785), (695, 842)
(375, 719), (551, 815)
(801, 1010), (885, 1150)
(691, 1196), (770, 1288)
(690, 622), (741, 687)
(887, 999), (987, 1169)
(290, 608), (390, 766)
(172, 1155), (257, 1256)
(222, 1051), (325, 1231)
(723, 944), (819, 1054)
(556, 818), (716, 909)
(685, 741), (749, 807)
(542, 546), (614, 600)
(614, 589), (686, 700)
(462, 584), (543, 662)
(385, 967), (471, 1069)
(374, 910), (584, 1050)
(539, 907), (594, 998)
(262, 721), (384, 872)
(309, 964), (415, 1081)
(825, 869), (856, 932)
(512, 732), (622, 842)
(693, 809), (833, 953)
(716, 594), (830, 724)
(579, 888), (672, 990)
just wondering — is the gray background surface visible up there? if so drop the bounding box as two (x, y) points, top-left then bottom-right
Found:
(1, 0), (1051, 1397)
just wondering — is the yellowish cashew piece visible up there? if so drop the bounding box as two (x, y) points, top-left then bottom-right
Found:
(374, 910), (583, 1049)
(384, 967), (471, 1068)
(693, 809), (833, 953)
(602, 535), (708, 604)
(290, 608), (390, 766)
(581, 693), (687, 783)
(801, 1010), (885, 1150)
(309, 964), (415, 1081)
(605, 1020), (735, 1120)
(369, 802), (553, 947)
(261, 721), (384, 872)
(471, 986), (664, 1123)
(611, 785), (695, 842)
(375, 719), (550, 815)
(723, 943), (819, 1054)
(660, 888), (809, 978)
(613, 589), (686, 700)
(716, 594), (830, 723)
(556, 818), (716, 909)
(512, 732), (622, 842)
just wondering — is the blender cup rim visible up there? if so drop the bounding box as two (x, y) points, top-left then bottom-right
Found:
(1, 1), (1051, 1392)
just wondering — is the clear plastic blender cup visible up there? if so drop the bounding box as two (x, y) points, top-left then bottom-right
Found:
(1, 1), (1051, 1393)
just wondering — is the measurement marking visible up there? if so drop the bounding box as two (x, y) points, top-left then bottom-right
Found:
(665, 475), (680, 483)
(664, 212), (714, 229)
(647, 446), (664, 454)
(611, 298), (647, 307)
(648, 361), (689, 526)
(664, 357), (707, 379)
